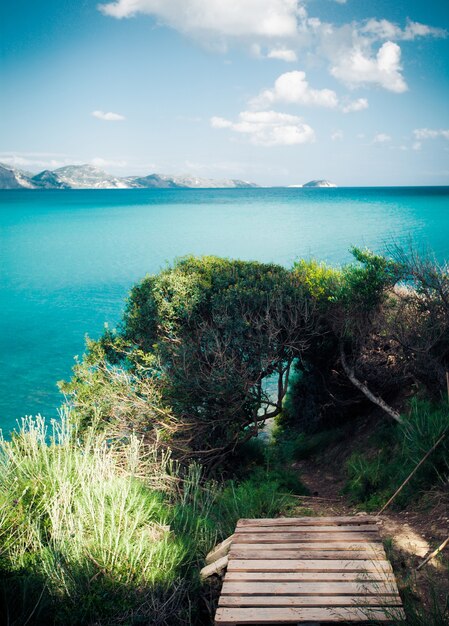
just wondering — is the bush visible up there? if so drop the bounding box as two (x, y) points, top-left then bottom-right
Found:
(62, 256), (319, 467)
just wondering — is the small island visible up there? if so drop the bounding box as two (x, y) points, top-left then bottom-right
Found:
(288, 180), (338, 188)
(303, 179), (338, 188)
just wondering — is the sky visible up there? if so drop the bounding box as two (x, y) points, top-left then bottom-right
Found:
(1, 0), (449, 186)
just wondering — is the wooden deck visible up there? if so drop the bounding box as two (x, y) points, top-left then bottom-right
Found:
(214, 516), (405, 625)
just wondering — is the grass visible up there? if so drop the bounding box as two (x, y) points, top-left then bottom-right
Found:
(343, 398), (449, 511)
(0, 412), (295, 625)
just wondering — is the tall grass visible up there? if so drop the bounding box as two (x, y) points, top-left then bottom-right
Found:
(0, 411), (294, 625)
(344, 398), (449, 510)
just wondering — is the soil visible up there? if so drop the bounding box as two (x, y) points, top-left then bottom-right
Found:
(290, 414), (449, 621)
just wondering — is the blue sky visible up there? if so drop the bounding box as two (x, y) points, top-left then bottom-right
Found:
(1, 0), (449, 185)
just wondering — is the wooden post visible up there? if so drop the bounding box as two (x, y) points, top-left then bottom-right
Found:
(376, 429), (448, 516)
(417, 537), (449, 570)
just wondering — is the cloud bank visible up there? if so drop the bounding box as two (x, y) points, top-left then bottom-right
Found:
(211, 110), (315, 146)
(98, 1), (446, 96)
(98, 0), (301, 38)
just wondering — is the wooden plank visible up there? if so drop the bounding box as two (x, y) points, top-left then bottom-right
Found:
(229, 549), (385, 560)
(219, 595), (403, 607)
(206, 535), (234, 564)
(230, 542), (385, 552)
(235, 525), (379, 534)
(232, 532), (380, 543)
(221, 581), (399, 596)
(215, 606), (406, 623)
(215, 517), (404, 624)
(225, 571), (395, 582)
(236, 516), (376, 526)
(227, 559), (393, 572)
(200, 555), (228, 580)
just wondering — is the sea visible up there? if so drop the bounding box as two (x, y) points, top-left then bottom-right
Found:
(1, 186), (449, 433)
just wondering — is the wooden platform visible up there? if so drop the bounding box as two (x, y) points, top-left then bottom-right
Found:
(214, 516), (405, 625)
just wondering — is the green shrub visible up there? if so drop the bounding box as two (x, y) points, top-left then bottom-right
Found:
(211, 471), (296, 538)
(344, 452), (393, 511)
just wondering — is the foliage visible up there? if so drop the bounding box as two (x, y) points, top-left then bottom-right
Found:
(344, 399), (449, 510)
(386, 246), (449, 395)
(0, 413), (294, 625)
(292, 259), (341, 303)
(63, 256), (318, 466)
(286, 428), (346, 461)
(62, 248), (449, 453)
(286, 249), (403, 429)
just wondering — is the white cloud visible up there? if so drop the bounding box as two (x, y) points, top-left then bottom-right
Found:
(251, 70), (338, 109)
(0, 152), (77, 170)
(211, 110), (315, 146)
(341, 97), (368, 113)
(362, 18), (446, 41)
(331, 130), (344, 141)
(373, 133), (391, 143)
(98, 0), (301, 39)
(267, 47), (297, 62)
(413, 128), (449, 140)
(92, 110), (126, 121)
(97, 0), (445, 111)
(412, 142), (422, 151)
(330, 41), (407, 93)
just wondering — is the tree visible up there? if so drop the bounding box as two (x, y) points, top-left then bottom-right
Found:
(387, 246), (449, 396)
(291, 248), (405, 425)
(63, 256), (318, 466)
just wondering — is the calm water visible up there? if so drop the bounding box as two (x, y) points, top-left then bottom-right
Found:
(1, 187), (449, 432)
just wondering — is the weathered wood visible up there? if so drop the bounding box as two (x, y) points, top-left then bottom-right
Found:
(235, 524), (379, 534)
(227, 559), (393, 572)
(232, 532), (379, 543)
(206, 535), (234, 565)
(219, 595), (403, 607)
(340, 342), (403, 424)
(417, 536), (449, 570)
(214, 517), (403, 624)
(221, 581), (399, 596)
(236, 516), (376, 526)
(215, 606), (405, 623)
(229, 549), (385, 560)
(377, 428), (448, 516)
(225, 571), (395, 582)
(200, 555), (228, 579)
(231, 539), (385, 554)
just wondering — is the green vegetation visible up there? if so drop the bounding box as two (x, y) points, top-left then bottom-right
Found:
(0, 413), (295, 625)
(344, 398), (449, 510)
(2, 247), (449, 624)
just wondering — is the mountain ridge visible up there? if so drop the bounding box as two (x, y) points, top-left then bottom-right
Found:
(0, 163), (259, 190)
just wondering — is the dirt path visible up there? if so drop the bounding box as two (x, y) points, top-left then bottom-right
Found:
(294, 456), (449, 618)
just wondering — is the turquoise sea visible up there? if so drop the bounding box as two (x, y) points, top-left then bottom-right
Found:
(1, 187), (449, 433)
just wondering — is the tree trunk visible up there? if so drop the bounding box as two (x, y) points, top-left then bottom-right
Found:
(339, 343), (403, 424)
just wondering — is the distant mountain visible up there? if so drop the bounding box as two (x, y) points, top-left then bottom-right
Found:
(0, 163), (36, 189)
(302, 179), (337, 188)
(131, 173), (258, 189)
(31, 165), (131, 189)
(0, 163), (259, 190)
